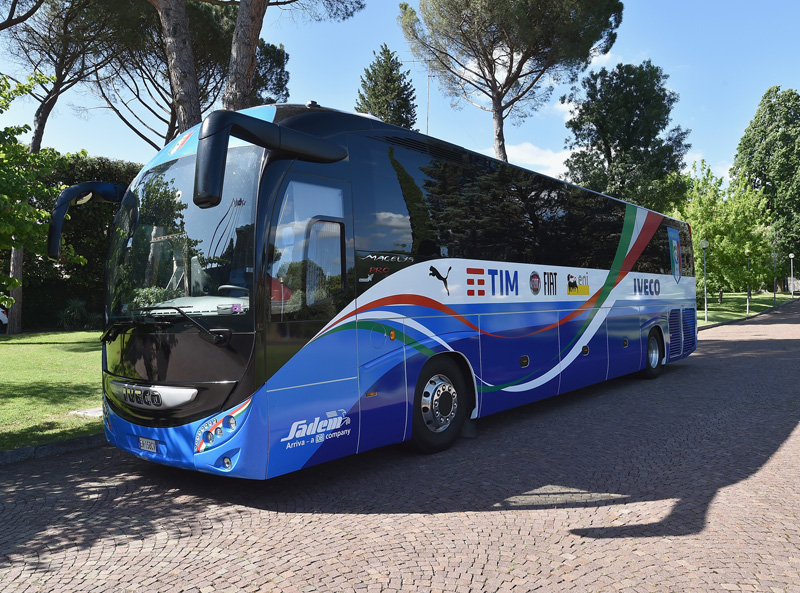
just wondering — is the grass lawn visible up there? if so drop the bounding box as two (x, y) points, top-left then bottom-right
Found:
(0, 331), (103, 451)
(698, 291), (796, 326)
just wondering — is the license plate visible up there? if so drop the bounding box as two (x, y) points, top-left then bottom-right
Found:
(138, 437), (158, 453)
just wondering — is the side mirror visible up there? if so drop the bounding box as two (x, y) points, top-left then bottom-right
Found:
(194, 110), (348, 209)
(48, 181), (127, 259)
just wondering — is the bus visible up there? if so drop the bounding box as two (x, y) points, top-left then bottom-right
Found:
(48, 103), (697, 480)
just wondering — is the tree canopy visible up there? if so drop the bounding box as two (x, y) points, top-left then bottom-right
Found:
(399, 0), (622, 161)
(563, 60), (691, 212)
(0, 75), (80, 311)
(675, 161), (773, 296)
(730, 86), (800, 265)
(355, 43), (417, 130)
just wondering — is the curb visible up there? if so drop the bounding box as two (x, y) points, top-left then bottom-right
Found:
(0, 433), (107, 467)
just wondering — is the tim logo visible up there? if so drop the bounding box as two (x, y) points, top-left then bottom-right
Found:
(467, 268), (518, 297)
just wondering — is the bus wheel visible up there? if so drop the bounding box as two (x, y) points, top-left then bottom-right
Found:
(641, 328), (663, 379)
(411, 358), (468, 453)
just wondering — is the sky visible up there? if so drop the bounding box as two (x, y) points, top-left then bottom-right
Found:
(2, 0), (799, 182)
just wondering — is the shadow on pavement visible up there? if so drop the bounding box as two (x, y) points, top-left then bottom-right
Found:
(1, 302), (799, 564)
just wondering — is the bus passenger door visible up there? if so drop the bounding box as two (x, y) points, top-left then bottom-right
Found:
(264, 174), (359, 478)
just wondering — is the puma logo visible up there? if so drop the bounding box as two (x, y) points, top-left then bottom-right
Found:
(429, 266), (452, 296)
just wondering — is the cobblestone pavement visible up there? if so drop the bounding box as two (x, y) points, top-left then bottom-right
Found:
(2, 302), (800, 592)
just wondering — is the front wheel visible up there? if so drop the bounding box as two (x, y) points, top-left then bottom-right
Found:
(411, 357), (469, 453)
(641, 328), (663, 379)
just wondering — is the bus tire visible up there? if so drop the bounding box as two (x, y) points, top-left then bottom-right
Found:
(411, 357), (468, 454)
(641, 328), (664, 379)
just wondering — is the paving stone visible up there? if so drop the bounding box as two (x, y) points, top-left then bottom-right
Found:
(2, 302), (800, 591)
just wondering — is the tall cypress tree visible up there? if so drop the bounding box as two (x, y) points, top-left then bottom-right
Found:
(355, 43), (417, 130)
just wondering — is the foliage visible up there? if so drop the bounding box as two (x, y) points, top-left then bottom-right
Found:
(55, 298), (102, 329)
(399, 0), (622, 161)
(249, 40), (290, 106)
(22, 152), (141, 329)
(3, 0), (117, 152)
(563, 60), (691, 212)
(730, 86), (800, 272)
(0, 75), (74, 310)
(674, 162), (773, 296)
(355, 43), (417, 130)
(94, 0), (237, 148)
(131, 286), (183, 308)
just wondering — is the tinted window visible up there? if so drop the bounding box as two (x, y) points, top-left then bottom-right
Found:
(349, 132), (637, 270)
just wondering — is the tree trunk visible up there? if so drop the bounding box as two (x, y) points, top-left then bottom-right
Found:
(7, 247), (23, 334)
(30, 89), (59, 153)
(148, 0), (202, 133)
(221, 0), (269, 111)
(492, 98), (508, 162)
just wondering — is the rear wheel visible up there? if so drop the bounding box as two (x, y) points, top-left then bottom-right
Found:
(411, 357), (469, 453)
(641, 328), (663, 379)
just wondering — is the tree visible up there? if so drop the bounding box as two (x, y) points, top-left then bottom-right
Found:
(399, 0), (622, 161)
(0, 75), (78, 331)
(220, 0), (364, 112)
(355, 43), (417, 129)
(675, 161), (773, 296)
(563, 60), (691, 212)
(145, 0), (364, 134)
(249, 40), (290, 107)
(1, 0), (46, 31)
(730, 86), (800, 268)
(3, 0), (116, 152)
(145, 0), (202, 133)
(93, 0), (237, 148)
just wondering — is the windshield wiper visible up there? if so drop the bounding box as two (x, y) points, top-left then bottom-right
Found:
(100, 319), (173, 344)
(139, 306), (231, 346)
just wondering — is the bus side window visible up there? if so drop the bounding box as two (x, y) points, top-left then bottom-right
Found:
(307, 221), (344, 306)
(270, 179), (346, 318)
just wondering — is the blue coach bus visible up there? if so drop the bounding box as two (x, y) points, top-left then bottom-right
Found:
(48, 103), (697, 480)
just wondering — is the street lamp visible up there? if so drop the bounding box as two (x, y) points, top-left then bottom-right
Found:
(772, 252), (778, 307)
(790, 253), (795, 298)
(701, 240), (710, 323)
(745, 247), (751, 315)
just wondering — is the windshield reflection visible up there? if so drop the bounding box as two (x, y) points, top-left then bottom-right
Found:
(106, 145), (263, 332)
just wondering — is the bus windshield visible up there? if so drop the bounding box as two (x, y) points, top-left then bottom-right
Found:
(105, 144), (264, 332)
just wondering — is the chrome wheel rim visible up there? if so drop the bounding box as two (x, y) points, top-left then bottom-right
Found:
(420, 373), (458, 433)
(648, 335), (660, 368)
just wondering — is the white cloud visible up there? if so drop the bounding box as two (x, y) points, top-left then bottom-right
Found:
(588, 51), (623, 70)
(498, 142), (573, 180)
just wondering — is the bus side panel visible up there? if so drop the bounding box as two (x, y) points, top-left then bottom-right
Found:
(478, 310), (561, 416)
(264, 328), (359, 479)
(356, 318), (408, 453)
(557, 311), (609, 395)
(401, 315), (481, 430)
(606, 306), (643, 379)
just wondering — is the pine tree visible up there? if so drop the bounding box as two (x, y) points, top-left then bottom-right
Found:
(355, 43), (417, 130)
